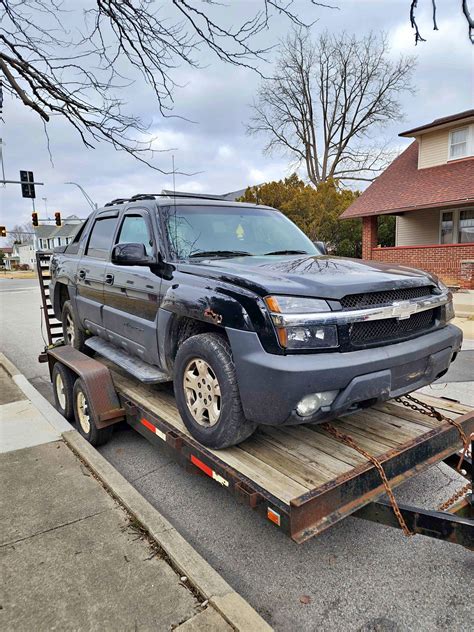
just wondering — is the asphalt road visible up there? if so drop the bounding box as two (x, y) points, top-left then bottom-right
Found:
(1, 278), (473, 632)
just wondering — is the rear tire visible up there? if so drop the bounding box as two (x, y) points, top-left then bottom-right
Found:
(174, 332), (257, 448)
(72, 378), (113, 446)
(62, 300), (87, 352)
(52, 362), (75, 421)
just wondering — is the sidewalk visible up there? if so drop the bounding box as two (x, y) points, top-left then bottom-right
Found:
(0, 357), (270, 631)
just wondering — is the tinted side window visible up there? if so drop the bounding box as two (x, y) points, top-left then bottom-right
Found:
(65, 218), (89, 255)
(117, 215), (153, 256)
(86, 217), (119, 259)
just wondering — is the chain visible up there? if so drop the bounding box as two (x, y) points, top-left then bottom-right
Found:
(438, 482), (472, 512)
(321, 423), (414, 537)
(395, 394), (472, 510)
(395, 393), (471, 471)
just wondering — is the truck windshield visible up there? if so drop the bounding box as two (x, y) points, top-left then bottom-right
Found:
(163, 205), (318, 259)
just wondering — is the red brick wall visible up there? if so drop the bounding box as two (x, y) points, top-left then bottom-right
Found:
(370, 243), (474, 288)
(362, 216), (378, 259)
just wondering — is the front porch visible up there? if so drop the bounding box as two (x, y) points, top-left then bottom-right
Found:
(362, 213), (474, 289)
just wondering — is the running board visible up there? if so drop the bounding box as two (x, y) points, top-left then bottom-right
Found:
(84, 337), (170, 384)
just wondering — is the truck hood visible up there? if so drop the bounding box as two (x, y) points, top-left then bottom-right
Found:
(179, 254), (437, 300)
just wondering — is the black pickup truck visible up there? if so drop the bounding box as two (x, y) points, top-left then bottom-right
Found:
(50, 194), (461, 448)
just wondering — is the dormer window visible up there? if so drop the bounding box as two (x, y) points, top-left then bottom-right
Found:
(449, 127), (468, 159)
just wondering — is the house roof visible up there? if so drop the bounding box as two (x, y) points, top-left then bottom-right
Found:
(340, 141), (474, 219)
(34, 221), (82, 239)
(1, 247), (13, 254)
(399, 109), (474, 137)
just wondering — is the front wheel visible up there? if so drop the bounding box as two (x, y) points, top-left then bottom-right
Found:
(52, 362), (75, 421)
(173, 333), (257, 449)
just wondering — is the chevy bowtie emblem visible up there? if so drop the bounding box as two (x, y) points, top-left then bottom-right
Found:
(391, 300), (417, 320)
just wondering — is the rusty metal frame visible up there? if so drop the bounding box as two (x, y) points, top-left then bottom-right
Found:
(47, 346), (125, 428)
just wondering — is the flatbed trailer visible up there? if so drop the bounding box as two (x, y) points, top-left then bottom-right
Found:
(37, 253), (473, 549)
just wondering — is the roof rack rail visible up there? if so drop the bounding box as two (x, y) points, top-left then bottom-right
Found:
(103, 192), (228, 207)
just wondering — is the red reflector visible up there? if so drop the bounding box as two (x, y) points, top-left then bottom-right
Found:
(140, 417), (155, 433)
(190, 454), (213, 478)
(267, 508), (281, 526)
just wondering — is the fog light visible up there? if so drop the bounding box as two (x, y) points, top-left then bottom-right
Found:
(296, 390), (339, 417)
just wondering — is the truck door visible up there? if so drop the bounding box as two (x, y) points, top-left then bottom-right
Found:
(75, 211), (120, 336)
(102, 210), (162, 365)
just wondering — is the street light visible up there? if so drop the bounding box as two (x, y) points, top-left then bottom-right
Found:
(64, 181), (97, 210)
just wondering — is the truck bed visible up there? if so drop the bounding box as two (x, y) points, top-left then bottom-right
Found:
(105, 361), (473, 543)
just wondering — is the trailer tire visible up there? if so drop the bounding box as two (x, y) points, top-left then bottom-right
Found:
(62, 300), (88, 353)
(73, 378), (113, 446)
(174, 332), (257, 448)
(52, 362), (75, 421)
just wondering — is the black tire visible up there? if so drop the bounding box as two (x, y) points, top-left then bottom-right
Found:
(72, 378), (113, 446)
(52, 362), (75, 421)
(173, 333), (257, 448)
(61, 300), (88, 352)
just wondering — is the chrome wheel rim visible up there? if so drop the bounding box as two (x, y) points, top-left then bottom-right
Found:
(183, 358), (221, 427)
(65, 313), (75, 346)
(76, 390), (91, 434)
(55, 372), (66, 410)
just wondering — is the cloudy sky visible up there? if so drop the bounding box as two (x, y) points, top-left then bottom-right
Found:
(0, 0), (472, 247)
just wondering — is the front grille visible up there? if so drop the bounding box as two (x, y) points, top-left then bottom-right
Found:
(340, 286), (434, 311)
(349, 309), (436, 346)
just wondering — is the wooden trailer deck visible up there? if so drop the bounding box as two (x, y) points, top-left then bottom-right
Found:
(106, 362), (474, 543)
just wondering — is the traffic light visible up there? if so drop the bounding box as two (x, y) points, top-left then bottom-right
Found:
(55, 212), (61, 226)
(32, 212), (38, 227)
(20, 170), (36, 199)
(0, 226), (6, 238)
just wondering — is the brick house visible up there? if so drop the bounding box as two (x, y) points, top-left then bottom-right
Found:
(341, 110), (474, 288)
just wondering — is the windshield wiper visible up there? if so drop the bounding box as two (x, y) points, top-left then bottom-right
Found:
(189, 250), (252, 259)
(263, 249), (309, 256)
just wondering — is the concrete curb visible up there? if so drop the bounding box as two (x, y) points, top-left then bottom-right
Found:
(0, 353), (272, 632)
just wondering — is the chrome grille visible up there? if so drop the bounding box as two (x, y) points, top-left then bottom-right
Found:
(349, 309), (436, 345)
(340, 286), (434, 311)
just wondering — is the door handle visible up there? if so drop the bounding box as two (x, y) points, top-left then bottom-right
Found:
(78, 269), (86, 280)
(105, 273), (114, 285)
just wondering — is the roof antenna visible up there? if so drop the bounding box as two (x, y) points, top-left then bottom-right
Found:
(172, 154), (178, 255)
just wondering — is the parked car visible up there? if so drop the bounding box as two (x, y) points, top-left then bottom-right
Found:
(50, 194), (461, 448)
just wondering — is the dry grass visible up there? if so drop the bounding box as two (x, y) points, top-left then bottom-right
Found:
(0, 270), (38, 279)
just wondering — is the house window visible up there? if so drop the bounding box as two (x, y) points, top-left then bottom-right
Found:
(449, 127), (468, 159)
(459, 210), (474, 243)
(440, 211), (454, 244)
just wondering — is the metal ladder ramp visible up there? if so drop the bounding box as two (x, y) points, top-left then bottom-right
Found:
(36, 251), (64, 346)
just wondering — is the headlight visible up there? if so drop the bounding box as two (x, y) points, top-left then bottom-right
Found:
(264, 295), (338, 349)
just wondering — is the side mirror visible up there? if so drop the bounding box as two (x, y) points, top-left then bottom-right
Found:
(313, 240), (327, 255)
(111, 243), (152, 266)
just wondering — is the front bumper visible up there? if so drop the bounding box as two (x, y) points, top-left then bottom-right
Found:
(226, 324), (462, 426)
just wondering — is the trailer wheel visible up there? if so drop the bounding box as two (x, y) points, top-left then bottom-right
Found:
(174, 333), (257, 448)
(73, 378), (113, 446)
(62, 300), (87, 353)
(52, 362), (75, 421)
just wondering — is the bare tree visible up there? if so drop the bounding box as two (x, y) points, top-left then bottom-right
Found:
(7, 222), (34, 245)
(248, 30), (416, 185)
(410, 1), (474, 44)
(0, 0), (335, 172)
